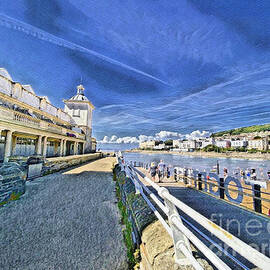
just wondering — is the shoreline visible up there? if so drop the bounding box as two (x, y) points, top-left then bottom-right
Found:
(124, 149), (270, 161)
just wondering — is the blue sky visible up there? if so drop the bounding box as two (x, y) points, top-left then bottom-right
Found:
(0, 1), (270, 142)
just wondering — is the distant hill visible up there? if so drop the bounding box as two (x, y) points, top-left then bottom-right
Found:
(212, 124), (270, 137)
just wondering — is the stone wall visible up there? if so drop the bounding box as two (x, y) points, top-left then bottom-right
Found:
(42, 153), (103, 175)
(0, 163), (26, 206)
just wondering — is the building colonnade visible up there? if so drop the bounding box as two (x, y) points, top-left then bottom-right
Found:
(0, 128), (85, 162)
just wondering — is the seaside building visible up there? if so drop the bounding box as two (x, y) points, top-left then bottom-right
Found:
(172, 139), (196, 152)
(201, 137), (215, 148)
(153, 143), (166, 150)
(215, 140), (231, 148)
(230, 138), (248, 148)
(0, 68), (96, 162)
(139, 140), (155, 150)
(247, 137), (268, 151)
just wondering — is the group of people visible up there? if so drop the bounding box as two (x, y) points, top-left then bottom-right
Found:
(149, 160), (172, 182)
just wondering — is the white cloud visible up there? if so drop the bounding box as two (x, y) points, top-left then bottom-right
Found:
(98, 130), (210, 144)
(116, 137), (139, 144)
(154, 130), (183, 140)
(185, 130), (210, 140)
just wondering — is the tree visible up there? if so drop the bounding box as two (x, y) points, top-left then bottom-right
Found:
(164, 139), (173, 146)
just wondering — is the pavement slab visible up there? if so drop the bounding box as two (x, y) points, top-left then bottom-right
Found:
(0, 158), (127, 270)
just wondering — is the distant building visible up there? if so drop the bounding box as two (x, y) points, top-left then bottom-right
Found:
(201, 137), (215, 148)
(172, 139), (196, 152)
(139, 140), (155, 150)
(248, 137), (268, 151)
(173, 139), (180, 149)
(215, 140), (231, 148)
(154, 143), (166, 150)
(231, 138), (248, 148)
(0, 68), (96, 162)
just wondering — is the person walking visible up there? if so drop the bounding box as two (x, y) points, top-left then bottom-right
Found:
(149, 162), (158, 182)
(158, 160), (166, 182)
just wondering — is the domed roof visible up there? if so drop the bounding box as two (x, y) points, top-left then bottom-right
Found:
(70, 94), (89, 101)
(69, 84), (89, 101)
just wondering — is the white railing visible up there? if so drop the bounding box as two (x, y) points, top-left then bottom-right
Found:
(116, 153), (270, 270)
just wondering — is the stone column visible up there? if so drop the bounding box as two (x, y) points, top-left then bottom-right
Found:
(82, 142), (86, 154)
(59, 139), (64, 157)
(53, 141), (58, 156)
(42, 136), (48, 157)
(36, 135), (42, 155)
(11, 136), (17, 156)
(4, 130), (13, 162)
(74, 142), (78, 155)
(63, 140), (67, 156)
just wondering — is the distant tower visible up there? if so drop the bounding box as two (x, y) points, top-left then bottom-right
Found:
(63, 84), (95, 153)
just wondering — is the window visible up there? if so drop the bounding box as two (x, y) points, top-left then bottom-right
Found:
(73, 109), (80, 117)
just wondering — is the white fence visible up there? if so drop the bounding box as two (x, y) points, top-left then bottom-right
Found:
(116, 153), (270, 270)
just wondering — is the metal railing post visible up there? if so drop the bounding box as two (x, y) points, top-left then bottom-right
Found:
(253, 184), (262, 213)
(159, 188), (192, 266)
(198, 173), (202, 191)
(219, 177), (225, 199)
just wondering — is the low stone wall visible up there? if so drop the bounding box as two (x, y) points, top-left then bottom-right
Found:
(0, 163), (26, 206)
(114, 164), (214, 270)
(42, 153), (103, 175)
(114, 164), (156, 268)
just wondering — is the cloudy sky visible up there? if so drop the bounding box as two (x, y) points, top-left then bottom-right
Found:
(0, 1), (270, 142)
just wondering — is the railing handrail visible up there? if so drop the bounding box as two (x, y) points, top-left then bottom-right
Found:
(116, 153), (270, 270)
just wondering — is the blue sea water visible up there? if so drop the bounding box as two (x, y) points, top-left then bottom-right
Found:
(122, 152), (270, 175)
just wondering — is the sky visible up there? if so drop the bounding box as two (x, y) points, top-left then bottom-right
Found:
(0, 1), (270, 143)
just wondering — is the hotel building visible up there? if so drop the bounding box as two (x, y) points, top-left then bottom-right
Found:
(0, 68), (96, 162)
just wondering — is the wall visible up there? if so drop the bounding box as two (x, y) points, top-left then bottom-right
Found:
(42, 152), (102, 175)
(0, 164), (26, 206)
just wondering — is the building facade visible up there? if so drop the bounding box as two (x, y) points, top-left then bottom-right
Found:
(230, 139), (248, 148)
(215, 140), (231, 148)
(0, 68), (96, 162)
(139, 140), (155, 150)
(172, 139), (196, 151)
(248, 138), (268, 151)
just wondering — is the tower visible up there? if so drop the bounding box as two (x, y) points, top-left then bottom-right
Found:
(63, 84), (95, 153)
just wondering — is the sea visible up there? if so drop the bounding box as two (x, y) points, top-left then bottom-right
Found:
(98, 143), (270, 175)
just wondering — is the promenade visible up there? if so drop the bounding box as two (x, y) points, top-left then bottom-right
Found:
(137, 168), (270, 269)
(0, 158), (127, 270)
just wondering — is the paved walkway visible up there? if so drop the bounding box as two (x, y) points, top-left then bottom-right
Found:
(137, 168), (270, 269)
(0, 158), (127, 270)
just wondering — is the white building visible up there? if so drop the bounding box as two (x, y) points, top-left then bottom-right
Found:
(201, 137), (215, 148)
(248, 138), (268, 151)
(0, 68), (96, 162)
(215, 140), (231, 148)
(153, 143), (166, 150)
(231, 139), (248, 148)
(173, 139), (196, 151)
(139, 140), (155, 150)
(64, 84), (95, 153)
